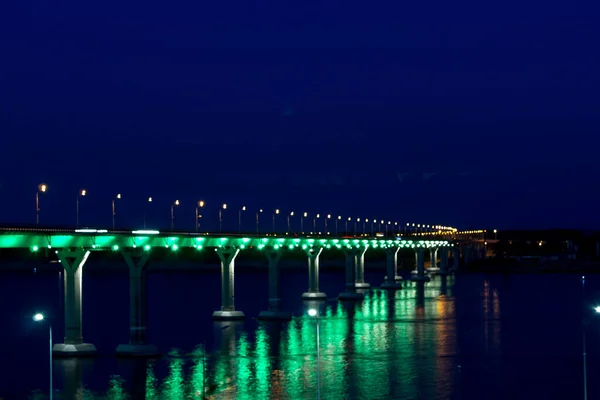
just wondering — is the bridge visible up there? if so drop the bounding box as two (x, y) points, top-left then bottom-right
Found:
(0, 226), (463, 358)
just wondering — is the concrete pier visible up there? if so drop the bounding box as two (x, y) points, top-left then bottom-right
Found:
(54, 250), (97, 356)
(116, 251), (160, 357)
(301, 247), (327, 300)
(339, 250), (364, 300)
(258, 247), (292, 321)
(427, 248), (440, 274)
(354, 246), (370, 289)
(438, 248), (449, 276)
(212, 247), (245, 320)
(381, 247), (402, 290)
(411, 248), (430, 282)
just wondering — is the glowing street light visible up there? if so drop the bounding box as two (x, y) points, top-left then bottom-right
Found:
(143, 197), (153, 229)
(238, 205), (246, 232)
(273, 209), (280, 233)
(36, 183), (48, 225)
(32, 313), (53, 400)
(287, 211), (294, 234)
(301, 212), (308, 233)
(76, 189), (87, 227)
(196, 201), (205, 232)
(219, 203), (227, 232)
(307, 308), (321, 399)
(171, 200), (180, 230)
(256, 209), (264, 233)
(336, 215), (341, 235)
(313, 214), (320, 233)
(494, 229), (498, 240)
(112, 194), (121, 229)
(346, 217), (351, 234)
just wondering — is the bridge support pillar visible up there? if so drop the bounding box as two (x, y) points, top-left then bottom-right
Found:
(354, 246), (370, 288)
(116, 252), (159, 357)
(258, 248), (291, 321)
(428, 248), (439, 273)
(53, 249), (97, 356)
(382, 247), (402, 289)
(439, 248), (449, 275)
(339, 249), (364, 300)
(212, 247), (245, 320)
(411, 248), (430, 282)
(453, 247), (460, 271)
(301, 247), (327, 300)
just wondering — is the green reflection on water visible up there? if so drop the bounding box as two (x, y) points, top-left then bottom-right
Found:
(59, 276), (462, 399)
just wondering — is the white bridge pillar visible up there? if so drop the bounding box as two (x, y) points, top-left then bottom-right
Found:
(116, 251), (159, 357)
(354, 246), (370, 289)
(212, 247), (245, 320)
(411, 248), (430, 282)
(53, 249), (97, 356)
(382, 247), (402, 289)
(339, 249), (365, 300)
(301, 247), (327, 300)
(258, 247), (292, 320)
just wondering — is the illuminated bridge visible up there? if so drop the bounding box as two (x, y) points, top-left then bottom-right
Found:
(0, 226), (458, 357)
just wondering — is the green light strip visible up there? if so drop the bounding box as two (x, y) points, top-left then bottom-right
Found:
(0, 232), (451, 252)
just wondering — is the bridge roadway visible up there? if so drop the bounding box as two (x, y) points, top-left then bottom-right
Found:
(0, 225), (458, 357)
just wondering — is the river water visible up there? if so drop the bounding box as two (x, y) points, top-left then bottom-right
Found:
(1, 268), (599, 399)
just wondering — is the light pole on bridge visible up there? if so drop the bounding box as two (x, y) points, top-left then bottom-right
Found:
(36, 183), (48, 225)
(112, 193), (121, 229)
(301, 212), (307, 233)
(171, 199), (179, 230)
(76, 189), (86, 227)
(287, 211), (294, 234)
(143, 197), (152, 229)
(238, 205), (246, 232)
(196, 200), (205, 232)
(219, 203), (227, 232)
(272, 209), (280, 233)
(256, 209), (263, 233)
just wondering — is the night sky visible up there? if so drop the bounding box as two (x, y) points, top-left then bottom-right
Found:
(1, 1), (599, 231)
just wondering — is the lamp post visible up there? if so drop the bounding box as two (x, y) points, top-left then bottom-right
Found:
(219, 203), (227, 232)
(273, 209), (280, 233)
(346, 217), (350, 234)
(494, 229), (498, 240)
(364, 218), (368, 235)
(287, 211), (294, 234)
(308, 308), (321, 400)
(76, 189), (86, 227)
(325, 214), (331, 234)
(256, 209), (263, 233)
(144, 197), (152, 229)
(336, 216), (341, 235)
(355, 218), (359, 235)
(196, 201), (205, 232)
(171, 200), (180, 230)
(302, 212), (308, 233)
(33, 313), (52, 400)
(112, 194), (121, 229)
(238, 205), (246, 232)
(36, 183), (48, 225)
(313, 214), (320, 233)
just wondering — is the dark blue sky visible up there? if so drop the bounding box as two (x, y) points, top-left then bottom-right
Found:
(1, 0), (599, 231)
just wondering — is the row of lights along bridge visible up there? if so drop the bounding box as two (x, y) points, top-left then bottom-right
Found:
(34, 183), (457, 235)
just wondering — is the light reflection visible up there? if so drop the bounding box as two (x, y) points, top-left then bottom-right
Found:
(50, 278), (462, 400)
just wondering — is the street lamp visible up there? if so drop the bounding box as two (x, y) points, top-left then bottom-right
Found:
(302, 212), (308, 233)
(313, 214), (320, 233)
(355, 218), (359, 235)
(36, 183), (48, 225)
(196, 201), (205, 232)
(238, 205), (246, 232)
(308, 308), (321, 400)
(273, 209), (280, 233)
(287, 211), (294, 234)
(33, 313), (53, 400)
(76, 189), (86, 227)
(219, 203), (227, 232)
(256, 209), (263, 233)
(325, 214), (331, 234)
(346, 217), (350, 234)
(112, 194), (121, 229)
(171, 200), (180, 230)
(144, 197), (153, 229)
(494, 229), (498, 240)
(336, 216), (341, 235)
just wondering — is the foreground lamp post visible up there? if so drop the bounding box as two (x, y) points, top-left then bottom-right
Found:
(308, 308), (321, 400)
(196, 200), (205, 232)
(238, 205), (246, 232)
(112, 193), (121, 229)
(76, 189), (86, 227)
(36, 183), (48, 225)
(33, 313), (52, 400)
(171, 200), (180, 230)
(494, 229), (498, 240)
(219, 203), (227, 232)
